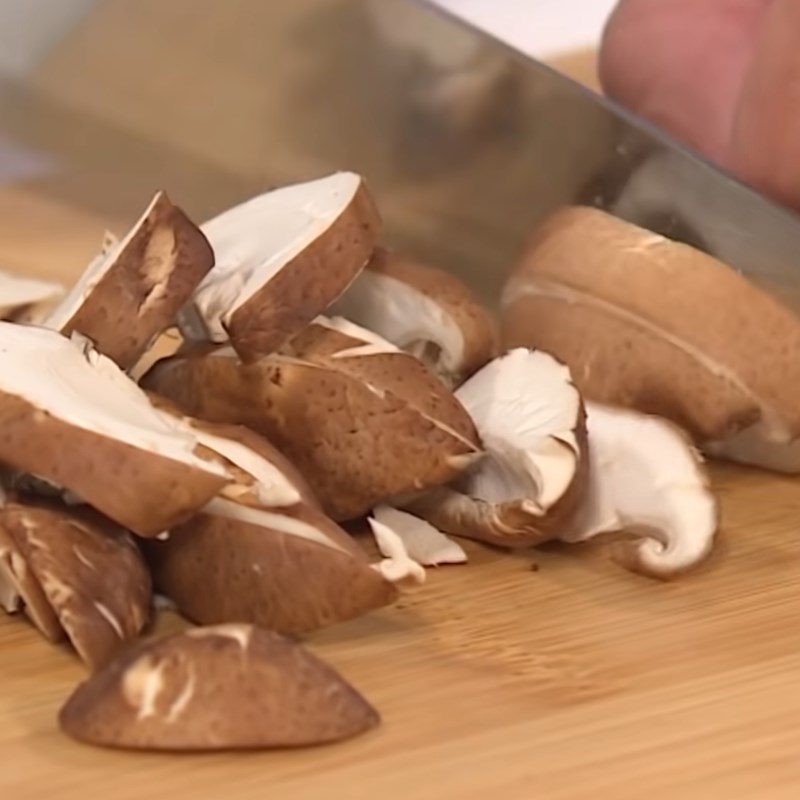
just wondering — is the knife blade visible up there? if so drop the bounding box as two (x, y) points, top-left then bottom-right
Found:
(388, 0), (800, 309)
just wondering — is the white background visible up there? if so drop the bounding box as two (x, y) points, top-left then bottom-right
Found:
(0, 1), (619, 77)
(430, 0), (618, 58)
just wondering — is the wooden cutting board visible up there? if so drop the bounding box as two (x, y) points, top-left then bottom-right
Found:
(0, 17), (798, 797)
(0, 188), (798, 800)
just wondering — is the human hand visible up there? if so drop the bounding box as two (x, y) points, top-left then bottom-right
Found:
(599, 0), (800, 210)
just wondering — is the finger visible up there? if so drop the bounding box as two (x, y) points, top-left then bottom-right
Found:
(729, 0), (800, 209)
(599, 0), (771, 162)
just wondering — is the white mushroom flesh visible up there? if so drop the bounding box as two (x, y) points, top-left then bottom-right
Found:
(564, 403), (717, 577)
(372, 506), (467, 566)
(314, 314), (400, 358)
(186, 172), (364, 342)
(0, 323), (228, 477)
(454, 348), (581, 513)
(329, 270), (464, 371)
(203, 498), (348, 555)
(367, 517), (426, 586)
(185, 425), (302, 507)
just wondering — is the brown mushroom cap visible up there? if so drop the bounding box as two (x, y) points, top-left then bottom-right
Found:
(150, 393), (318, 509)
(59, 624), (380, 751)
(2, 499), (151, 668)
(143, 320), (482, 520)
(140, 409), (397, 632)
(180, 172), (381, 362)
(330, 247), (498, 387)
(44, 191), (214, 371)
(0, 514), (63, 640)
(502, 205), (800, 443)
(147, 499), (397, 635)
(0, 324), (229, 537)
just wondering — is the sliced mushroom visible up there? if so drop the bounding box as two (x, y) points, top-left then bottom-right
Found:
(0, 267), (63, 322)
(561, 403), (718, 579)
(0, 515), (63, 639)
(1, 498), (151, 668)
(0, 533), (19, 612)
(371, 506), (467, 566)
(367, 516), (427, 585)
(329, 247), (497, 387)
(0, 324), (229, 536)
(143, 317), (482, 520)
(148, 498), (397, 635)
(43, 192), (214, 371)
(149, 394), (311, 509)
(502, 205), (800, 444)
(179, 172), (381, 362)
(142, 415), (398, 634)
(405, 348), (586, 548)
(59, 624), (379, 751)
(704, 423), (800, 474)
(0, 556), (20, 613)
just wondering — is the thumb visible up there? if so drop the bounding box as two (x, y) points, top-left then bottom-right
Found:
(599, 0), (769, 163)
(729, 0), (800, 210)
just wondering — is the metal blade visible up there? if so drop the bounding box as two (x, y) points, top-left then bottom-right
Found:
(393, 0), (800, 308)
(4, 0), (800, 311)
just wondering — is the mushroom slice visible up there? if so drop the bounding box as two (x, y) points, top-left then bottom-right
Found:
(143, 318), (482, 520)
(0, 324), (229, 537)
(43, 191), (214, 371)
(148, 498), (397, 635)
(59, 624), (379, 751)
(367, 516), (427, 585)
(150, 394), (310, 509)
(704, 423), (800, 474)
(0, 539), (20, 612)
(502, 205), (800, 443)
(0, 516), (63, 640)
(329, 247), (497, 387)
(406, 348), (586, 548)
(562, 403), (718, 579)
(371, 506), (467, 566)
(142, 410), (397, 633)
(0, 268), (63, 322)
(179, 172), (381, 362)
(2, 499), (151, 669)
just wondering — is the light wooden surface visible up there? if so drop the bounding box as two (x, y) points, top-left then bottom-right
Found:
(1, 6), (799, 798)
(0, 186), (799, 800)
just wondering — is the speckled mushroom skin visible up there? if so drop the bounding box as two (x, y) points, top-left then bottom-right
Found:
(147, 503), (397, 635)
(142, 324), (482, 520)
(225, 180), (381, 362)
(59, 624), (380, 751)
(52, 191), (214, 372)
(502, 205), (800, 442)
(2, 498), (151, 669)
(0, 388), (229, 538)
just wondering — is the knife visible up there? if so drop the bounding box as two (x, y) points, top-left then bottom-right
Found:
(367, 0), (800, 310)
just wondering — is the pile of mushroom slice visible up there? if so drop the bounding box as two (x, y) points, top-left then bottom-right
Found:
(503, 205), (800, 472)
(0, 172), (752, 755)
(0, 176), (410, 752)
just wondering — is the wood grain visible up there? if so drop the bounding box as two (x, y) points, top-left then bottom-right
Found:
(0, 187), (798, 800)
(0, 9), (798, 798)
